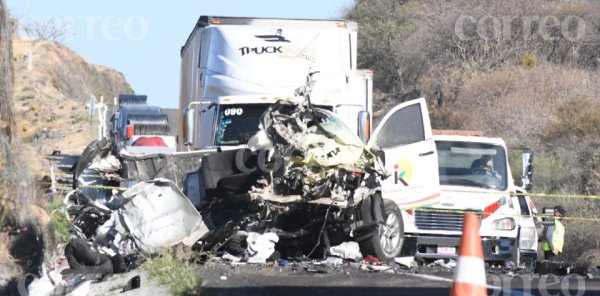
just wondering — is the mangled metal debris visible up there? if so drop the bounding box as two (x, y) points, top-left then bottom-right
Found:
(250, 99), (385, 202)
(32, 78), (403, 293)
(194, 97), (393, 262)
(99, 179), (209, 255)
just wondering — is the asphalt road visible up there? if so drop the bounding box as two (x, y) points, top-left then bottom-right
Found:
(196, 261), (600, 296)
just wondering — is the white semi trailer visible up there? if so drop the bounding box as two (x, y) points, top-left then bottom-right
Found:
(178, 16), (373, 151)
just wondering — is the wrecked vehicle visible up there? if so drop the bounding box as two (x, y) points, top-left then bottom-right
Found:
(181, 95), (455, 265)
(194, 97), (403, 261)
(63, 72), (444, 264)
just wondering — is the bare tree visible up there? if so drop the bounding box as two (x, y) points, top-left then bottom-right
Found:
(0, 0), (15, 143)
(19, 16), (72, 42)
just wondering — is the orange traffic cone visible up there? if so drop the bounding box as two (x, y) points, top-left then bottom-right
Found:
(450, 213), (487, 296)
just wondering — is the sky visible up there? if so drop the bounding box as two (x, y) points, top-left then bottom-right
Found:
(7, 0), (355, 107)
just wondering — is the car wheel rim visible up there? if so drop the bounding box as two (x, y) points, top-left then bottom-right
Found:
(380, 213), (401, 256)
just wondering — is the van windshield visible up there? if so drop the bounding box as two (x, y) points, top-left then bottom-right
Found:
(436, 141), (508, 190)
(215, 104), (271, 146)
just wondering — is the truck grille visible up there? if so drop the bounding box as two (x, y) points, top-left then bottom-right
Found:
(414, 209), (481, 231)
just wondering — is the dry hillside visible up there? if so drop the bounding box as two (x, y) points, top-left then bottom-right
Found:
(345, 0), (600, 261)
(12, 39), (133, 171)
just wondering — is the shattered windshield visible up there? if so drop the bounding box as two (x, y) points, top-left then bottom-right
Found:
(436, 141), (508, 190)
(215, 104), (271, 146)
(315, 109), (364, 147)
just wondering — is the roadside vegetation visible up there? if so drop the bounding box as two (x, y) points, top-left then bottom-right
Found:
(345, 0), (600, 261)
(142, 246), (201, 296)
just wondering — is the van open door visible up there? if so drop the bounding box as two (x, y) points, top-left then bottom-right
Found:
(368, 98), (440, 209)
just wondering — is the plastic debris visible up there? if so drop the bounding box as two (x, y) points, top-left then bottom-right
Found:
(364, 255), (381, 264)
(394, 256), (418, 269)
(329, 241), (363, 261)
(430, 258), (456, 269)
(222, 252), (242, 262)
(325, 256), (344, 266)
(279, 259), (290, 266)
(246, 232), (279, 264)
(368, 265), (390, 272)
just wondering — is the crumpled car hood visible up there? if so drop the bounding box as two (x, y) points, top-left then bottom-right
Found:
(259, 100), (381, 170)
(251, 100), (385, 198)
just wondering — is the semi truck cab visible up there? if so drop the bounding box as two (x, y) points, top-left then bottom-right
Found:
(178, 16), (372, 151)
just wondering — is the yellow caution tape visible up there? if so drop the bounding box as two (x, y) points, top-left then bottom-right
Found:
(32, 170), (600, 222)
(513, 192), (600, 200)
(442, 189), (600, 200)
(410, 207), (600, 222)
(33, 173), (600, 199)
(36, 181), (128, 191)
(32, 172), (110, 178)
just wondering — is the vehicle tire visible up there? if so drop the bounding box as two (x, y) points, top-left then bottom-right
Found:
(224, 232), (248, 256)
(358, 193), (404, 262)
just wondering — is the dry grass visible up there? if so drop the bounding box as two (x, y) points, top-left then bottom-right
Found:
(11, 39), (132, 171)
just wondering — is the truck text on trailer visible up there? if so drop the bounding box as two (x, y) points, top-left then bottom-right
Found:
(178, 16), (373, 151)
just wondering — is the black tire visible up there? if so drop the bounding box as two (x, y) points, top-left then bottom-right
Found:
(358, 193), (404, 262)
(223, 232), (248, 256)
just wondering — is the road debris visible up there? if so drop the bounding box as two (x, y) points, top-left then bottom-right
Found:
(429, 259), (456, 269)
(330, 242), (362, 261)
(325, 256), (344, 266)
(22, 82), (403, 293)
(394, 256), (418, 269)
(246, 232), (279, 264)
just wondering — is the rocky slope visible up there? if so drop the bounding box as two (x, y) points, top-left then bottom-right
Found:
(12, 39), (133, 171)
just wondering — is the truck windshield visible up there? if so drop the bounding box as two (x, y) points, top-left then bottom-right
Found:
(436, 141), (508, 190)
(215, 104), (271, 146)
(214, 103), (334, 146)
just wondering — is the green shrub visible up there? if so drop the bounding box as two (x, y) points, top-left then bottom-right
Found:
(46, 200), (70, 243)
(142, 250), (200, 296)
(19, 94), (34, 101)
(521, 52), (539, 69)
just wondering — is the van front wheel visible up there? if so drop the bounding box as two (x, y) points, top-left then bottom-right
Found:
(359, 194), (404, 262)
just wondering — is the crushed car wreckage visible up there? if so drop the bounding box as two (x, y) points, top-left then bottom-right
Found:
(64, 87), (400, 262)
(192, 83), (401, 262)
(37, 80), (403, 293)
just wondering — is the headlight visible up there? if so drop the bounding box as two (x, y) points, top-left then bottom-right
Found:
(519, 227), (537, 250)
(492, 217), (516, 230)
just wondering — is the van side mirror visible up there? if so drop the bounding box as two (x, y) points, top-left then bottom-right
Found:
(183, 108), (195, 146)
(358, 110), (371, 144)
(522, 149), (533, 191)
